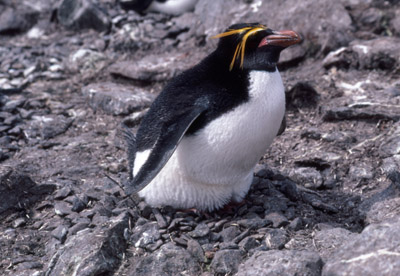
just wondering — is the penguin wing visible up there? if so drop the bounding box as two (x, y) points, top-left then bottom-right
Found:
(125, 98), (210, 195)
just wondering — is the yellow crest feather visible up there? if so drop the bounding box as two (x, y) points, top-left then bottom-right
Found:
(212, 24), (267, 71)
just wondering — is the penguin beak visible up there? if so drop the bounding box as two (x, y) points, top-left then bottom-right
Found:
(258, 30), (302, 48)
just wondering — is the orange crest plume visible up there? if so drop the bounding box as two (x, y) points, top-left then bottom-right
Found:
(212, 24), (267, 70)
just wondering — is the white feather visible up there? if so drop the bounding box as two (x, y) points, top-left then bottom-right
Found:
(133, 149), (151, 177)
(138, 70), (285, 211)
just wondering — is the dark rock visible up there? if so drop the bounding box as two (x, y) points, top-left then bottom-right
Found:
(71, 195), (88, 212)
(219, 242), (239, 250)
(188, 223), (210, 238)
(0, 6), (39, 35)
(238, 236), (260, 252)
(2, 98), (25, 112)
(133, 243), (202, 275)
(264, 212), (289, 228)
(313, 227), (356, 262)
(82, 82), (155, 116)
(237, 250), (323, 276)
(265, 229), (289, 250)
(288, 217), (303, 231)
(237, 217), (272, 230)
(323, 216), (400, 275)
(51, 225), (68, 243)
(301, 128), (322, 140)
(0, 170), (55, 219)
(233, 229), (252, 244)
(130, 222), (160, 249)
(220, 226), (241, 242)
(210, 249), (242, 275)
(57, 0), (111, 32)
(286, 82), (319, 110)
(323, 106), (400, 122)
(46, 212), (130, 275)
(152, 208), (168, 228)
(274, 179), (301, 202)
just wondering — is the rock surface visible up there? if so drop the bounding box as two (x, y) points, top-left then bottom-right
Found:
(1, 0), (400, 275)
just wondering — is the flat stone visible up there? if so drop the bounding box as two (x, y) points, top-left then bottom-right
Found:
(237, 250), (322, 276)
(264, 212), (289, 228)
(188, 223), (210, 238)
(54, 202), (72, 216)
(210, 249), (242, 275)
(132, 243), (202, 275)
(130, 222), (160, 249)
(220, 226), (241, 242)
(264, 228), (289, 250)
(82, 82), (155, 116)
(323, 216), (400, 275)
(51, 225), (68, 243)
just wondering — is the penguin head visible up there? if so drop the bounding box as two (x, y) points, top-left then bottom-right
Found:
(212, 23), (301, 71)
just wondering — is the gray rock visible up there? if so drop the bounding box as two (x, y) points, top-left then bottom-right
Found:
(188, 223), (210, 238)
(57, 0), (110, 32)
(46, 212), (129, 275)
(133, 243), (202, 275)
(380, 124), (400, 157)
(322, 105), (400, 122)
(54, 202), (72, 216)
(130, 222), (160, 249)
(187, 239), (205, 263)
(289, 167), (323, 189)
(109, 52), (195, 83)
(82, 82), (155, 116)
(51, 225), (68, 243)
(381, 155), (400, 174)
(69, 221), (90, 236)
(69, 49), (108, 74)
(0, 6), (39, 35)
(238, 236), (260, 252)
(220, 226), (241, 242)
(54, 187), (73, 200)
(365, 197), (400, 225)
(264, 229), (289, 250)
(323, 216), (400, 275)
(324, 37), (400, 71)
(237, 217), (272, 230)
(41, 115), (74, 140)
(264, 212), (289, 228)
(313, 227), (356, 262)
(210, 249), (242, 275)
(349, 164), (374, 180)
(237, 250), (323, 276)
(288, 217), (303, 231)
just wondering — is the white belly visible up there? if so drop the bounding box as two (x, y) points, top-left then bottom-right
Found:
(139, 70), (285, 211)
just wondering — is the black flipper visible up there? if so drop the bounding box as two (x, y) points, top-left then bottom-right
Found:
(125, 98), (209, 195)
(277, 115), (286, 136)
(122, 125), (137, 181)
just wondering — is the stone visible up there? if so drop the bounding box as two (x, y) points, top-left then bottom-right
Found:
(132, 243), (202, 275)
(57, 0), (111, 32)
(289, 167), (323, 189)
(313, 227), (356, 262)
(69, 222), (90, 235)
(54, 202), (72, 216)
(13, 217), (26, 228)
(379, 124), (400, 157)
(323, 216), (400, 275)
(349, 164), (374, 180)
(288, 217), (303, 231)
(0, 6), (39, 35)
(236, 217), (272, 230)
(54, 187), (73, 200)
(51, 225), (68, 243)
(237, 250), (323, 276)
(45, 212), (130, 275)
(188, 223), (210, 238)
(264, 212), (289, 228)
(210, 249), (242, 275)
(238, 236), (260, 252)
(109, 53), (195, 83)
(187, 239), (205, 263)
(220, 226), (241, 242)
(264, 229), (289, 250)
(69, 49), (108, 74)
(130, 222), (160, 249)
(82, 82), (155, 116)
(365, 197), (400, 225)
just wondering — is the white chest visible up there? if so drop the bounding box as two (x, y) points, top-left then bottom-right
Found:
(178, 69), (286, 183)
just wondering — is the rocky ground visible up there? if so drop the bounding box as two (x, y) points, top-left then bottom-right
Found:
(1, 0), (400, 275)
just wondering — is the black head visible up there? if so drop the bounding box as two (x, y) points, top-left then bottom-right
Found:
(212, 23), (301, 71)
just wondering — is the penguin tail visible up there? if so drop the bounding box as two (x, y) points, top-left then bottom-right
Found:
(120, 125), (136, 181)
